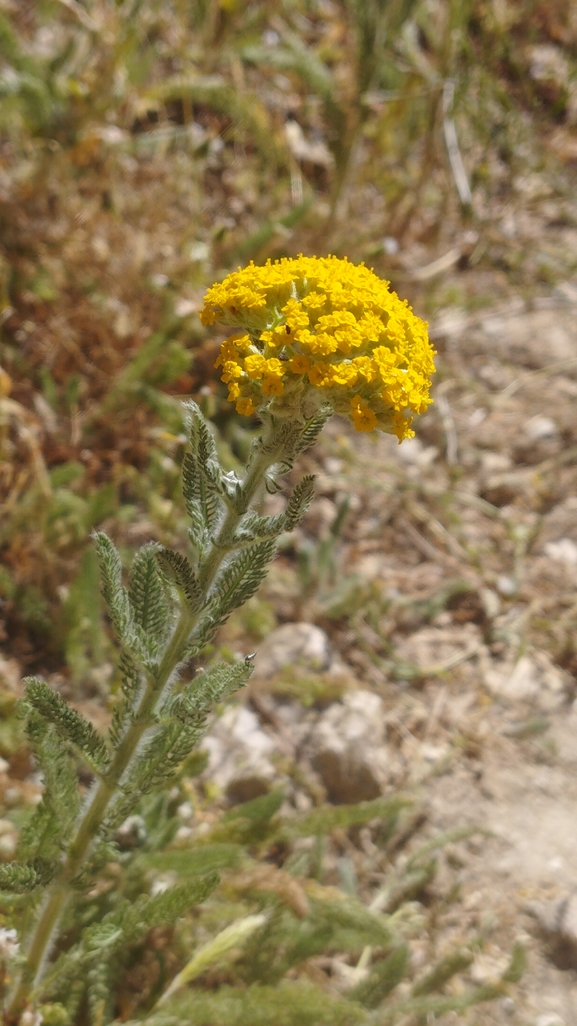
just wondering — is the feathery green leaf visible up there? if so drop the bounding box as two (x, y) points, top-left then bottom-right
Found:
(93, 532), (134, 648)
(156, 547), (203, 613)
(128, 544), (172, 655)
(25, 677), (110, 775)
(349, 946), (409, 1007)
(212, 540), (276, 618)
(273, 795), (411, 842)
(109, 652), (144, 747)
(411, 948), (474, 997)
(139, 843), (243, 877)
(182, 402), (223, 536)
(18, 716), (80, 862)
(284, 475), (316, 530)
(142, 980), (368, 1026)
(0, 861), (42, 893)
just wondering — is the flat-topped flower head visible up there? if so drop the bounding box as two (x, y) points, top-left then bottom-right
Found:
(202, 255), (436, 441)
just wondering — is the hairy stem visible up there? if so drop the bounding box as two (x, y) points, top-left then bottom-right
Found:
(6, 427), (281, 1021)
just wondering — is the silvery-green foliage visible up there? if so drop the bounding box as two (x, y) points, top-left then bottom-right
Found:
(156, 547), (203, 613)
(169, 659), (254, 715)
(108, 650), (143, 747)
(182, 450), (220, 558)
(127, 543), (174, 660)
(25, 676), (111, 775)
(233, 475), (316, 544)
(235, 891), (394, 988)
(103, 659), (255, 832)
(138, 843), (243, 878)
(181, 402), (224, 557)
(348, 945), (410, 1008)
(211, 540), (277, 618)
(0, 860), (54, 893)
(283, 474), (317, 529)
(10, 400), (506, 1026)
(94, 531), (135, 650)
(275, 408), (332, 475)
(294, 407), (332, 456)
(18, 713), (80, 863)
(411, 949), (475, 996)
(40, 876), (220, 1013)
(95, 536), (175, 667)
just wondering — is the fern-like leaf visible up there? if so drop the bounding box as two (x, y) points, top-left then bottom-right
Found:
(109, 652), (143, 748)
(93, 532), (134, 648)
(284, 475), (316, 530)
(25, 677), (110, 776)
(87, 957), (113, 1026)
(173, 659), (254, 715)
(104, 659), (253, 832)
(211, 540), (276, 618)
(140, 980), (368, 1026)
(156, 547), (203, 613)
(296, 408), (332, 455)
(349, 945), (409, 1007)
(139, 843), (242, 877)
(182, 402), (223, 534)
(0, 861), (43, 893)
(411, 949), (474, 997)
(125, 875), (220, 936)
(18, 716), (80, 861)
(128, 544), (172, 655)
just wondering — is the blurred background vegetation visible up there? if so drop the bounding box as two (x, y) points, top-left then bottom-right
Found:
(0, 1), (576, 1021)
(1, 0), (575, 681)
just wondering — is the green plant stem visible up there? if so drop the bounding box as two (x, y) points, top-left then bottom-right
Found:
(6, 427), (281, 1022)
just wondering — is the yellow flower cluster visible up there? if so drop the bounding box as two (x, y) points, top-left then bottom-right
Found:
(201, 255), (436, 440)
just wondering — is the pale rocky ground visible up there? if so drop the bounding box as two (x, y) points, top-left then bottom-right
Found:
(202, 291), (577, 1025)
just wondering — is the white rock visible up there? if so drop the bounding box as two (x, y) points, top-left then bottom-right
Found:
(485, 656), (538, 702)
(383, 236), (399, 255)
(484, 652), (568, 710)
(201, 705), (279, 803)
(174, 296), (198, 317)
(500, 996), (515, 1016)
(251, 623), (332, 680)
(468, 407), (487, 427)
(177, 801), (194, 821)
(544, 538), (577, 567)
(433, 307), (468, 337)
(470, 950), (511, 984)
(532, 895), (577, 957)
(525, 415), (558, 441)
(420, 743), (448, 764)
(496, 575), (517, 596)
(395, 625), (482, 673)
(0, 928), (19, 959)
(188, 241), (210, 263)
(481, 452), (513, 474)
(304, 691), (398, 803)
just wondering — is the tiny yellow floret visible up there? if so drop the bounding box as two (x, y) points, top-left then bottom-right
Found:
(236, 396), (256, 416)
(350, 396), (378, 433)
(204, 255), (435, 440)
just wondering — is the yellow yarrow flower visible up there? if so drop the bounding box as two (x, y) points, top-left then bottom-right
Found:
(202, 255), (436, 440)
(350, 395), (378, 433)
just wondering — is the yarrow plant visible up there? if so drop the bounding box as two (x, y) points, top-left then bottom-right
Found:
(5, 256), (515, 1026)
